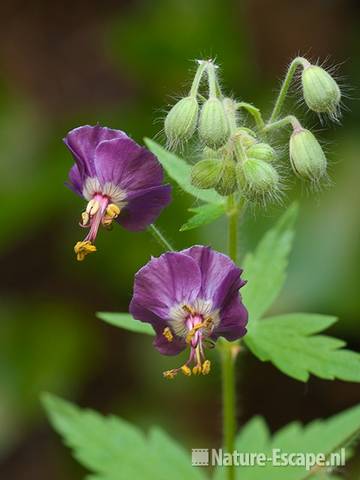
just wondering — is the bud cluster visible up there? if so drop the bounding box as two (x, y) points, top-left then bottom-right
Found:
(164, 60), (231, 150)
(191, 126), (281, 202)
(163, 57), (342, 205)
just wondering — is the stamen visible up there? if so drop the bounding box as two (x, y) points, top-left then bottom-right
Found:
(163, 369), (178, 380)
(102, 204), (121, 227)
(162, 327), (173, 342)
(81, 211), (90, 226)
(202, 360), (211, 375)
(74, 241), (97, 261)
(192, 365), (202, 375)
(106, 203), (121, 218)
(182, 304), (195, 315)
(181, 365), (192, 376)
(86, 199), (100, 215)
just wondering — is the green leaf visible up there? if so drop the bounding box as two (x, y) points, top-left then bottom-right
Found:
(180, 203), (226, 231)
(42, 394), (206, 480)
(245, 313), (360, 382)
(145, 138), (223, 204)
(213, 403), (360, 479)
(96, 313), (154, 336)
(242, 203), (298, 323)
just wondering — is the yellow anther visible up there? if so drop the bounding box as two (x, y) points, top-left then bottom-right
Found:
(181, 365), (192, 376)
(74, 241), (97, 261)
(162, 327), (173, 342)
(163, 369), (177, 380)
(81, 211), (90, 226)
(203, 316), (213, 329)
(182, 304), (195, 315)
(202, 360), (211, 375)
(192, 364), (202, 376)
(86, 199), (100, 216)
(106, 203), (121, 219)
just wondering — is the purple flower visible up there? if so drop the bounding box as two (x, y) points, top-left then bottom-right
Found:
(65, 125), (172, 260)
(130, 246), (248, 378)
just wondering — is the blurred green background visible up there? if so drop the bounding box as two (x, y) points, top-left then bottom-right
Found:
(0, 0), (360, 478)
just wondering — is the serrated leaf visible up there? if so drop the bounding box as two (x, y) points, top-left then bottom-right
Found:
(245, 313), (360, 382)
(96, 312), (154, 336)
(180, 203), (226, 231)
(242, 203), (298, 323)
(145, 138), (223, 204)
(213, 403), (360, 479)
(42, 394), (205, 480)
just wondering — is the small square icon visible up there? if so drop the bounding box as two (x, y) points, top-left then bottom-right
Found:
(192, 449), (209, 466)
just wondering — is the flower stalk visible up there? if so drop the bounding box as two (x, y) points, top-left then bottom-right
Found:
(269, 56), (310, 122)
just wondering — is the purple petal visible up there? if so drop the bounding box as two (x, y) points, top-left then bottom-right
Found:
(117, 185), (171, 231)
(66, 163), (83, 196)
(153, 325), (186, 356)
(64, 125), (126, 177)
(94, 137), (164, 190)
(212, 293), (248, 341)
(130, 299), (185, 355)
(130, 252), (202, 321)
(182, 246), (245, 309)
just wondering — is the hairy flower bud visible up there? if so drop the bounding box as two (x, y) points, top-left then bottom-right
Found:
(234, 127), (257, 148)
(246, 143), (276, 163)
(237, 158), (279, 200)
(215, 160), (237, 196)
(301, 65), (341, 116)
(289, 129), (327, 181)
(198, 98), (230, 148)
(191, 159), (222, 189)
(164, 97), (199, 145)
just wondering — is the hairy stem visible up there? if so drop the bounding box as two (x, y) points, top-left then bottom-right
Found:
(148, 224), (174, 251)
(264, 115), (303, 134)
(206, 61), (221, 98)
(189, 61), (209, 98)
(219, 195), (247, 480)
(220, 341), (237, 480)
(269, 56), (310, 123)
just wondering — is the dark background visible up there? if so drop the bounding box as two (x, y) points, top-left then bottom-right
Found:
(0, 0), (359, 478)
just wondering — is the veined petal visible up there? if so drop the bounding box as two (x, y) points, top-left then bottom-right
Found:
(64, 125), (126, 178)
(212, 293), (248, 341)
(131, 252), (202, 321)
(67, 163), (83, 196)
(94, 137), (164, 190)
(182, 245), (245, 309)
(117, 185), (171, 231)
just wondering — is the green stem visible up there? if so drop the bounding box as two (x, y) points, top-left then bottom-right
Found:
(264, 115), (303, 134)
(189, 61), (208, 98)
(269, 56), (310, 123)
(219, 196), (247, 480)
(220, 341), (237, 480)
(148, 224), (174, 251)
(227, 195), (239, 263)
(206, 61), (221, 98)
(236, 102), (265, 130)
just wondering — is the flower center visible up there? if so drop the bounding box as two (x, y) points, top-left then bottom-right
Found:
(162, 302), (217, 379)
(74, 193), (121, 261)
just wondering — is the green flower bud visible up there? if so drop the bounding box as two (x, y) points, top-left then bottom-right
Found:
(289, 129), (327, 181)
(215, 160), (237, 196)
(191, 159), (222, 189)
(236, 158), (280, 199)
(301, 65), (341, 116)
(164, 96), (199, 145)
(246, 143), (276, 163)
(198, 98), (230, 148)
(234, 127), (257, 148)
